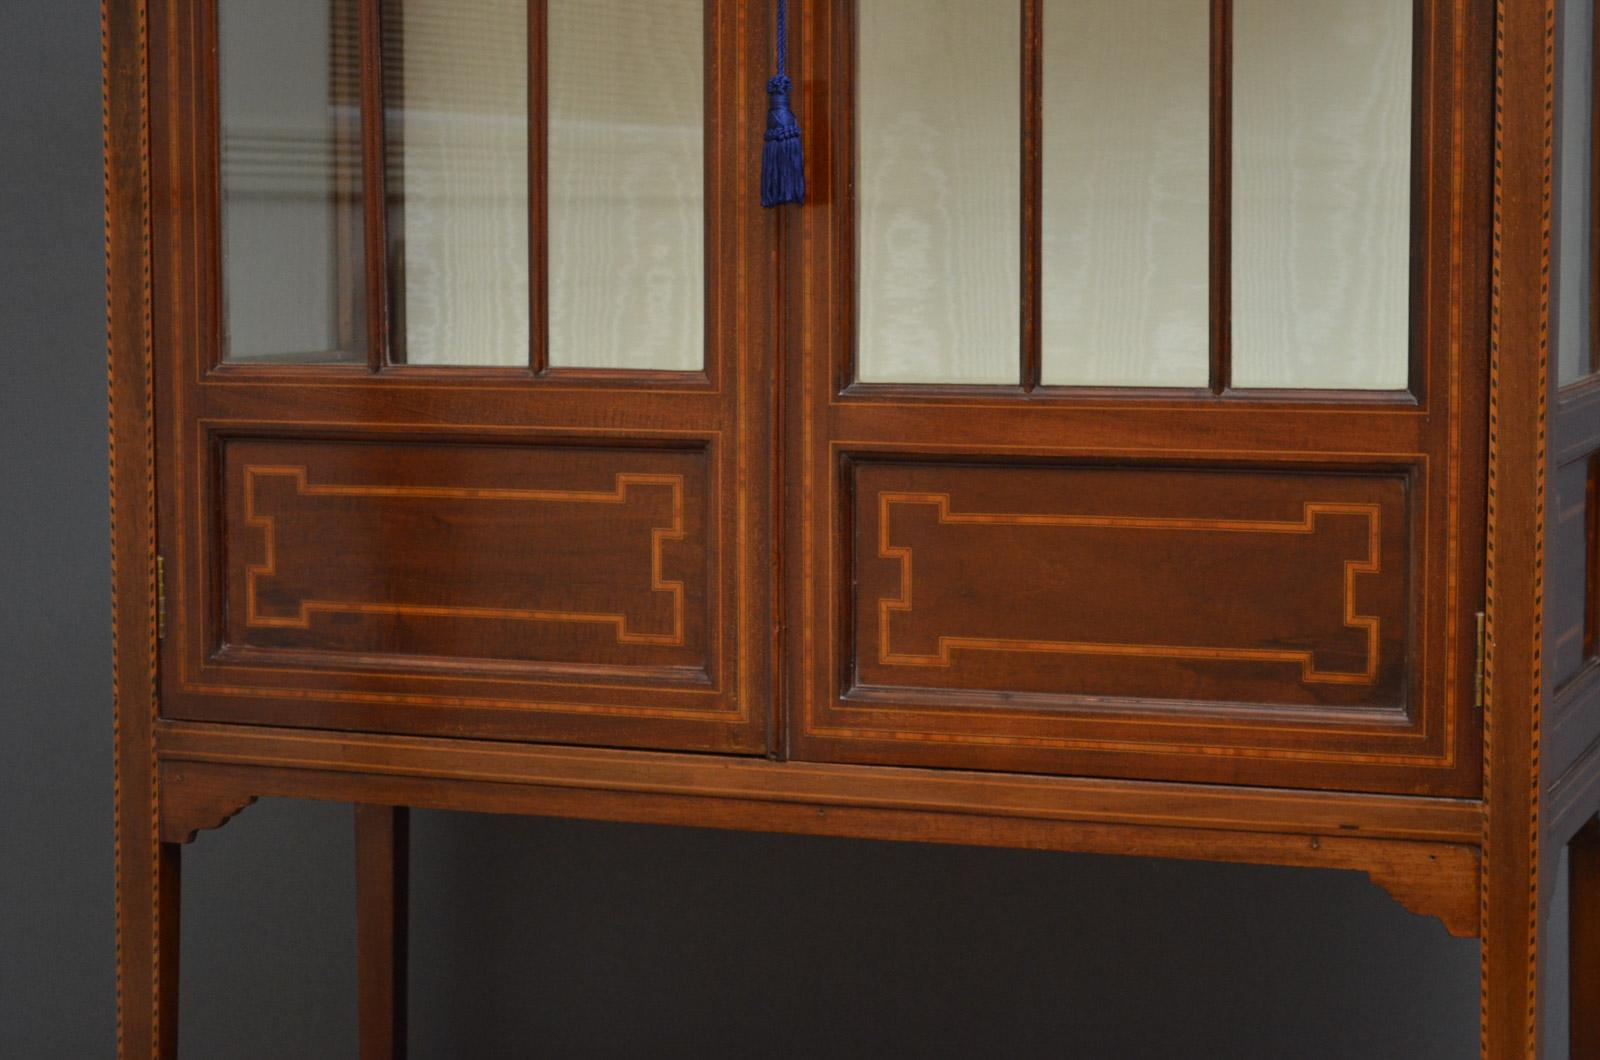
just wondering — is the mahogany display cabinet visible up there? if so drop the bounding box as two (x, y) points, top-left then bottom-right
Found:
(104, 0), (1600, 1054)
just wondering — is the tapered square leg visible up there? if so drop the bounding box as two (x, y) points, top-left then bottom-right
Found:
(1571, 818), (1600, 1058)
(355, 804), (409, 1060)
(117, 836), (181, 1060)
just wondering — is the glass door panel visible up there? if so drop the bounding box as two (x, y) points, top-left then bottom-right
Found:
(547, 0), (706, 371)
(788, 0), (1488, 795)
(386, 0), (531, 366)
(223, 0), (708, 370)
(1556, 0), (1597, 387)
(157, 0), (769, 755)
(1040, 0), (1209, 388)
(1231, 0), (1413, 390)
(219, 0), (367, 364)
(856, 0), (1020, 385)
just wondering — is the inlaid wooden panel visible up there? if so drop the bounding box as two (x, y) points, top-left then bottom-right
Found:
(853, 462), (1409, 711)
(222, 439), (708, 674)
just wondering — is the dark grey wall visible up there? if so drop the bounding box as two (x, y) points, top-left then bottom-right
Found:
(0, 2), (1491, 1057)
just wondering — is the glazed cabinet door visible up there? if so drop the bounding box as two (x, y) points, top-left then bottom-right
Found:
(785, 0), (1493, 794)
(151, 0), (775, 753)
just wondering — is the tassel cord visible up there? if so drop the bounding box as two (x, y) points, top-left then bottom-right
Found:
(761, 0), (805, 207)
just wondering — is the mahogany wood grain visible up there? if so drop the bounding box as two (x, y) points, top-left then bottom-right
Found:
(99, 0), (1592, 1055)
(217, 439), (710, 674)
(1482, 0), (1555, 1053)
(786, 0), (1492, 795)
(1209, 0), (1232, 394)
(1532, 0), (1600, 1053)
(159, 783), (257, 845)
(1570, 817), (1600, 1057)
(154, 720), (1484, 843)
(105, 0), (179, 1054)
(1019, 0), (1041, 393)
(155, 751), (1482, 939)
(850, 461), (1409, 714)
(148, 0), (777, 756)
(355, 805), (408, 1060)
(529, 0), (548, 375)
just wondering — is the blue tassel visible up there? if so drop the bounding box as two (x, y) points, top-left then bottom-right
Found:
(761, 0), (805, 207)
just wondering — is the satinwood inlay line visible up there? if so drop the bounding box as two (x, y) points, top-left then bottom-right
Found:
(243, 466), (688, 646)
(877, 493), (1383, 685)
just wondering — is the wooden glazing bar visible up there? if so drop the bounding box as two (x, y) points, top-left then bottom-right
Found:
(1209, 0), (1232, 395)
(358, 0), (391, 369)
(1021, 0), (1043, 392)
(379, 0), (407, 365)
(530, 0), (550, 373)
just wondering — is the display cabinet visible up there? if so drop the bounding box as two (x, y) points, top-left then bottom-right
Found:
(103, 0), (1598, 1054)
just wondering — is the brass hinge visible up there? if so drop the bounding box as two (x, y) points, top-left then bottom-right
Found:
(155, 555), (167, 641)
(1473, 610), (1486, 710)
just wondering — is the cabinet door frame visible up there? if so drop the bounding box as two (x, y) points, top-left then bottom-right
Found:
(149, 0), (778, 755)
(783, 0), (1494, 795)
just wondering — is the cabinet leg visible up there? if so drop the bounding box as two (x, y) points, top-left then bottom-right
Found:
(1572, 817), (1600, 1058)
(117, 838), (181, 1059)
(355, 804), (409, 1060)
(1481, 798), (1542, 1056)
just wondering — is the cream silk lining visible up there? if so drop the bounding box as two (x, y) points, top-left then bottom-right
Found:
(221, 0), (1414, 388)
(398, 0), (704, 369)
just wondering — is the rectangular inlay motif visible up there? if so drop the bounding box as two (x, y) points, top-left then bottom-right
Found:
(221, 439), (710, 674)
(851, 462), (1411, 712)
